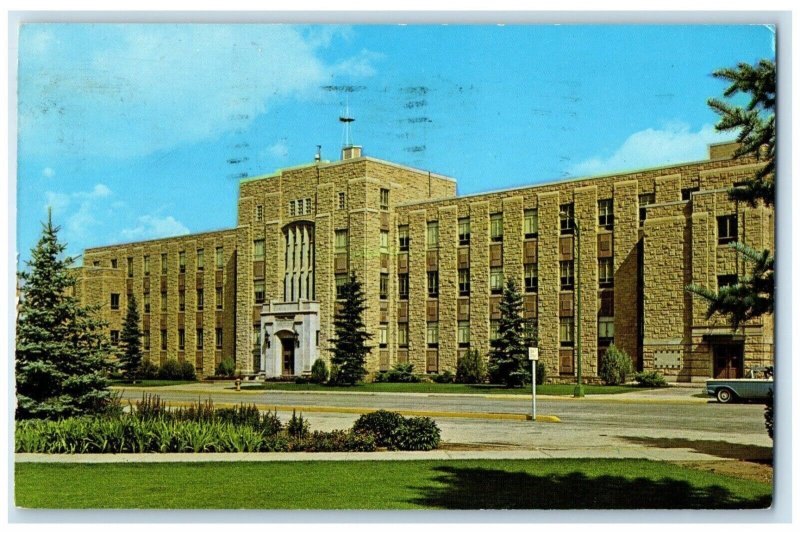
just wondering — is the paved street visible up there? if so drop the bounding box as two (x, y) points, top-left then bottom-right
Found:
(110, 383), (773, 462)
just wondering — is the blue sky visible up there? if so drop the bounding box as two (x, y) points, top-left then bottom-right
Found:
(16, 24), (775, 265)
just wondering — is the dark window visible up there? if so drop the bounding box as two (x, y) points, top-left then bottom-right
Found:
(598, 199), (614, 229)
(490, 267), (503, 294)
(127, 257), (133, 277)
(197, 288), (204, 310)
(427, 271), (439, 298)
(143, 292), (150, 314)
(717, 215), (738, 244)
(398, 226), (410, 251)
(380, 273), (389, 300)
(143, 255), (150, 276)
(639, 193), (655, 226)
(681, 187), (700, 201)
(110, 330), (119, 345)
(160, 329), (167, 351)
(110, 293), (120, 310)
(490, 214), (503, 242)
(458, 268), (470, 296)
(380, 188), (389, 210)
(111, 258), (118, 269)
(179, 251), (186, 273)
(254, 281), (265, 303)
(524, 264), (538, 293)
(524, 209), (538, 238)
(560, 261), (574, 291)
(598, 257), (614, 288)
(335, 274), (348, 300)
(560, 317), (574, 346)
(178, 329), (185, 350)
(143, 331), (150, 350)
(718, 274), (738, 289)
(560, 203), (574, 235)
(398, 273), (409, 300)
(161, 253), (167, 274)
(458, 218), (471, 246)
(196, 329), (204, 349)
(179, 289), (185, 311)
(215, 328), (223, 349)
(216, 287), (223, 310)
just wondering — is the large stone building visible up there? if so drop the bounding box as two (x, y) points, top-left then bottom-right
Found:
(75, 140), (773, 382)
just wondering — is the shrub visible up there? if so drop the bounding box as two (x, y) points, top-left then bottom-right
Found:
(179, 361), (197, 381)
(352, 410), (406, 447)
(456, 349), (488, 384)
(287, 410), (310, 439)
(432, 370), (455, 384)
(535, 361), (547, 386)
(765, 388), (774, 440)
(327, 364), (339, 386)
(294, 376), (310, 385)
(138, 359), (160, 380)
(216, 357), (236, 377)
(634, 370), (668, 387)
(310, 359), (329, 384)
(375, 362), (420, 383)
(388, 416), (441, 451)
(598, 344), (634, 385)
(294, 430), (376, 452)
(157, 359), (183, 380)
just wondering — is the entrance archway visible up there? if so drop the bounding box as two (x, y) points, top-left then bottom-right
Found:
(279, 334), (295, 376)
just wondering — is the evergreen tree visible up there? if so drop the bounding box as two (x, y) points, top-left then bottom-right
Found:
(687, 59), (775, 328)
(328, 272), (372, 385)
(119, 292), (143, 383)
(489, 278), (531, 387)
(16, 211), (115, 419)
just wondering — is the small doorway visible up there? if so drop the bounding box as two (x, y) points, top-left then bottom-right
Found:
(713, 343), (744, 379)
(281, 336), (295, 376)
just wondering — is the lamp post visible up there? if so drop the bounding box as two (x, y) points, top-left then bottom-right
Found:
(562, 210), (584, 398)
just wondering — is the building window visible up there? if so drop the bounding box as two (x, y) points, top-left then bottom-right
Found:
(490, 213), (503, 242)
(490, 266), (503, 294)
(458, 321), (470, 347)
(427, 221), (439, 249)
(143, 292), (150, 313)
(524, 263), (538, 293)
(161, 253), (167, 274)
(490, 319), (500, 341)
(143, 255), (150, 276)
(178, 251), (186, 273)
(524, 209), (538, 238)
(126, 257), (133, 277)
(254, 280), (265, 303)
(560, 203), (574, 235)
(398, 226), (409, 251)
(598, 316), (614, 342)
(216, 287), (223, 310)
(560, 317), (574, 346)
(427, 271), (439, 298)
(178, 329), (185, 351)
(378, 324), (388, 348)
(458, 268), (470, 296)
(289, 200), (296, 217)
(256, 205), (263, 221)
(179, 289), (185, 311)
(598, 257), (614, 288)
(160, 329), (167, 351)
(598, 199), (614, 229)
(110, 330), (119, 345)
(161, 291), (167, 312)
(681, 187), (700, 201)
(338, 192), (346, 210)
(215, 328), (223, 349)
(335, 230), (348, 255)
(426, 322), (439, 348)
(111, 258), (118, 269)
(380, 230), (389, 253)
(253, 326), (261, 348)
(380, 188), (389, 210)
(560, 261), (574, 290)
(717, 215), (738, 244)
(639, 193), (655, 226)
(718, 274), (738, 289)
(110, 293), (120, 310)
(197, 249), (204, 271)
(197, 288), (204, 310)
(458, 218), (471, 245)
(216, 247), (224, 269)
(92, 261), (100, 267)
(398, 323), (409, 347)
(253, 239), (265, 260)
(143, 331), (150, 350)
(380, 273), (389, 300)
(196, 328), (203, 349)
(335, 273), (348, 300)
(398, 273), (409, 300)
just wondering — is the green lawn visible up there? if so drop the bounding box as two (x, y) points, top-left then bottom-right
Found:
(241, 382), (645, 395)
(111, 380), (198, 388)
(15, 459), (770, 509)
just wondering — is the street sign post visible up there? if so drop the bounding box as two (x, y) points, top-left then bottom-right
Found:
(528, 347), (539, 422)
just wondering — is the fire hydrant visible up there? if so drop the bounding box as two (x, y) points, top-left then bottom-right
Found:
(234, 378), (241, 391)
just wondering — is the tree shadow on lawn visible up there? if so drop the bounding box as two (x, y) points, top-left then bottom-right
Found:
(618, 437), (773, 465)
(409, 466), (771, 509)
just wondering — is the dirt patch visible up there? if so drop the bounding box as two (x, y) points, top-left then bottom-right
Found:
(674, 460), (773, 485)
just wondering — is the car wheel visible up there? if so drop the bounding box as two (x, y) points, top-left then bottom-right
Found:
(717, 388), (735, 404)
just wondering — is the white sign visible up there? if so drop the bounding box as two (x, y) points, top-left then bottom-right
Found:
(528, 347), (539, 361)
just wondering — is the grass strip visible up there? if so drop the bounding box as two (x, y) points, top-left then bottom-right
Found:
(239, 382), (646, 395)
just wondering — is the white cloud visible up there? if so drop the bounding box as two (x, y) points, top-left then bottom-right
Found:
(44, 191), (71, 215)
(19, 25), (378, 159)
(268, 140), (289, 159)
(120, 215), (190, 241)
(567, 122), (735, 177)
(42, 167), (55, 178)
(43, 183), (114, 243)
(332, 50), (384, 77)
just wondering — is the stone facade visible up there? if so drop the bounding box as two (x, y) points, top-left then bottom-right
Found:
(77, 142), (774, 382)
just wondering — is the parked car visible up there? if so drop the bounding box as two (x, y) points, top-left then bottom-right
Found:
(706, 366), (774, 404)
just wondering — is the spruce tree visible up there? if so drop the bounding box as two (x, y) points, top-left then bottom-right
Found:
(489, 278), (531, 387)
(687, 59), (775, 327)
(16, 211), (115, 419)
(119, 292), (143, 383)
(328, 272), (372, 386)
